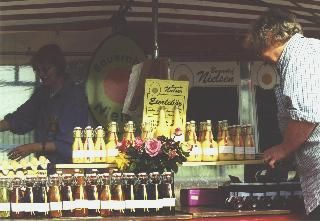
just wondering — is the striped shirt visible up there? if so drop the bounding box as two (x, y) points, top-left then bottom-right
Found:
(275, 33), (320, 214)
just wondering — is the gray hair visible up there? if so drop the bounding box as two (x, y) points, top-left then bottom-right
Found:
(246, 8), (303, 52)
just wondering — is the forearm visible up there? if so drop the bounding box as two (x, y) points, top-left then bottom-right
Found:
(0, 119), (10, 132)
(282, 119), (316, 154)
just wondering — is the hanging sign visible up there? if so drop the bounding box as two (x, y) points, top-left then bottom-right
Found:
(170, 62), (240, 87)
(86, 34), (145, 127)
(142, 79), (189, 129)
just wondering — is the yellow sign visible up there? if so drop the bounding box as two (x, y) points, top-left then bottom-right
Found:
(143, 79), (189, 129)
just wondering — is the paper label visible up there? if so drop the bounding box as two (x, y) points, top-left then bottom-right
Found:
(87, 200), (100, 209)
(238, 192), (250, 197)
(219, 146), (234, 154)
(266, 192), (277, 197)
(142, 200), (163, 209)
(108, 149), (119, 157)
(280, 191), (291, 198)
(101, 200), (125, 210)
(73, 150), (86, 158)
(63, 201), (75, 210)
(74, 199), (89, 209)
(96, 150), (107, 158)
(253, 192), (264, 197)
(11, 203), (28, 212)
(235, 146), (244, 154)
(162, 198), (176, 207)
(190, 145), (202, 155)
(203, 147), (218, 156)
(245, 147), (256, 154)
(33, 203), (50, 212)
(0, 203), (10, 211)
(50, 202), (63, 211)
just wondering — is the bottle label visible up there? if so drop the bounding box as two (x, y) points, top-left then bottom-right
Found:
(85, 150), (96, 158)
(245, 147), (256, 154)
(143, 200), (163, 209)
(73, 150), (86, 158)
(63, 201), (75, 210)
(0, 203), (10, 211)
(74, 199), (89, 209)
(101, 200), (125, 210)
(203, 147), (218, 156)
(190, 145), (202, 156)
(125, 200), (136, 209)
(280, 191), (291, 198)
(219, 146), (234, 154)
(11, 203), (28, 212)
(237, 192), (250, 197)
(33, 203), (50, 212)
(266, 192), (277, 197)
(162, 198), (176, 207)
(50, 202), (63, 211)
(235, 146), (244, 154)
(108, 148), (119, 157)
(87, 200), (100, 209)
(95, 150), (107, 158)
(253, 192), (264, 197)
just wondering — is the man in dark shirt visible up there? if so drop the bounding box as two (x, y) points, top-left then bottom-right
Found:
(0, 44), (88, 164)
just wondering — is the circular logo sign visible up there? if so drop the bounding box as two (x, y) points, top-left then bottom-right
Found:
(87, 34), (145, 127)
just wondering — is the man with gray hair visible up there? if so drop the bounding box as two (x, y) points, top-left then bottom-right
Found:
(247, 8), (320, 219)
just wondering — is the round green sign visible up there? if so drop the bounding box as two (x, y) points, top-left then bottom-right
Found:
(87, 34), (145, 128)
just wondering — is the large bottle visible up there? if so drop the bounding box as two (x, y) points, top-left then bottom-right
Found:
(94, 126), (107, 163)
(218, 122), (234, 161)
(83, 126), (95, 163)
(154, 106), (169, 138)
(201, 120), (218, 161)
(123, 121), (135, 144)
(186, 120), (202, 162)
(234, 125), (245, 160)
(72, 127), (84, 163)
(106, 122), (119, 164)
(141, 121), (153, 141)
(245, 124), (256, 160)
(170, 105), (184, 143)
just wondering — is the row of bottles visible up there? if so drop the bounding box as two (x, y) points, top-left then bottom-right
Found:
(185, 120), (256, 162)
(0, 171), (175, 218)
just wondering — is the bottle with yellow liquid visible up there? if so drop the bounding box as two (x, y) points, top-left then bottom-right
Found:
(198, 122), (205, 143)
(83, 126), (95, 163)
(170, 105), (184, 143)
(218, 122), (234, 161)
(72, 127), (84, 163)
(234, 125), (245, 160)
(106, 122), (119, 163)
(154, 106), (169, 138)
(187, 120), (202, 162)
(141, 121), (153, 141)
(201, 120), (218, 161)
(217, 121), (223, 142)
(94, 126), (107, 163)
(123, 121), (135, 145)
(245, 124), (256, 160)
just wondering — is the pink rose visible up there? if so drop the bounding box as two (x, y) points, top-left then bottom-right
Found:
(134, 137), (144, 150)
(145, 139), (162, 157)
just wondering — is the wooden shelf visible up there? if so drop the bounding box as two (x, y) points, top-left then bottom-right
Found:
(55, 163), (117, 169)
(182, 159), (264, 166)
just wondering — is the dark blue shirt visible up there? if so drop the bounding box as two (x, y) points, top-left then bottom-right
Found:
(4, 80), (89, 164)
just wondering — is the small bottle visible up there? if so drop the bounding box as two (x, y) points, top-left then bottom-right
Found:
(136, 173), (149, 216)
(218, 121), (234, 161)
(10, 177), (26, 218)
(148, 172), (162, 215)
(48, 174), (62, 218)
(160, 172), (175, 215)
(86, 172), (100, 216)
(186, 120), (202, 162)
(217, 121), (223, 142)
(198, 122), (205, 142)
(141, 121), (153, 141)
(72, 127), (84, 163)
(123, 173), (136, 216)
(83, 126), (95, 163)
(234, 125), (245, 160)
(154, 106), (170, 138)
(25, 175), (37, 218)
(100, 173), (112, 217)
(106, 122), (119, 164)
(124, 121), (135, 144)
(111, 172), (125, 216)
(94, 126), (107, 163)
(34, 174), (49, 218)
(244, 124), (256, 160)
(61, 174), (75, 217)
(0, 177), (10, 218)
(170, 105), (184, 142)
(73, 172), (88, 217)
(201, 120), (218, 161)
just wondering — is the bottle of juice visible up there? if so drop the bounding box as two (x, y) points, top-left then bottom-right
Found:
(218, 122), (234, 161)
(234, 125), (245, 160)
(94, 126), (107, 163)
(72, 127), (84, 163)
(106, 122), (119, 164)
(83, 126), (95, 163)
(187, 120), (202, 162)
(245, 124), (256, 160)
(201, 120), (218, 161)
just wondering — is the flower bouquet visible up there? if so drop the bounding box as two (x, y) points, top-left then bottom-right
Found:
(115, 136), (189, 174)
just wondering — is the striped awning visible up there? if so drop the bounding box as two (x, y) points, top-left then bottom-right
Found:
(0, 0), (319, 36)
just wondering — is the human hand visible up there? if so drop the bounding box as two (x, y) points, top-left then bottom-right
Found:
(263, 144), (290, 169)
(8, 144), (36, 161)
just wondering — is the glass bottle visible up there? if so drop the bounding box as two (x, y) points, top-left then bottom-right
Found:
(201, 120), (218, 161)
(141, 121), (153, 141)
(0, 177), (10, 218)
(48, 174), (62, 218)
(170, 105), (184, 143)
(136, 172), (149, 216)
(106, 122), (119, 163)
(110, 172), (125, 216)
(72, 127), (84, 163)
(123, 173), (136, 216)
(94, 126), (107, 163)
(198, 121), (205, 142)
(154, 106), (169, 138)
(61, 174), (74, 217)
(33, 174), (49, 218)
(234, 125), (245, 160)
(124, 121), (135, 144)
(160, 172), (175, 215)
(83, 126), (95, 163)
(24, 175), (37, 218)
(100, 173), (112, 217)
(147, 172), (162, 215)
(217, 121), (223, 142)
(244, 124), (256, 160)
(218, 121), (234, 161)
(73, 173), (88, 217)
(186, 120), (202, 162)
(86, 172), (100, 216)
(10, 177), (25, 218)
